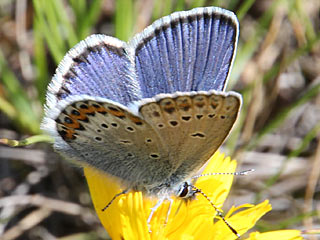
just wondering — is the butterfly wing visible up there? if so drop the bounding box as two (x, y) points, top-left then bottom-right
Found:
(41, 35), (163, 188)
(51, 96), (177, 189)
(138, 91), (241, 181)
(42, 7), (241, 193)
(42, 35), (144, 182)
(130, 7), (239, 98)
(51, 90), (241, 191)
(45, 34), (141, 109)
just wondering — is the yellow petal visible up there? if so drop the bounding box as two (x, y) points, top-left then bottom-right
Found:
(84, 152), (273, 239)
(245, 230), (303, 240)
(212, 200), (272, 239)
(84, 168), (150, 240)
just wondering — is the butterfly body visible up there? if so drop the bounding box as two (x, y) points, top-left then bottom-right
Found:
(42, 7), (241, 197)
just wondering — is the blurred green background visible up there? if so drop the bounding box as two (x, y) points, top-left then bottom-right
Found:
(0, 0), (319, 239)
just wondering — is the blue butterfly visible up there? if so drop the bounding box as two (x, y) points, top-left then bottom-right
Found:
(42, 6), (241, 235)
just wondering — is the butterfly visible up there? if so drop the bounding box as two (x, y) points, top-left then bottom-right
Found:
(42, 6), (241, 205)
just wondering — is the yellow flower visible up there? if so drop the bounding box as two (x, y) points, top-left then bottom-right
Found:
(246, 230), (303, 240)
(84, 152), (302, 240)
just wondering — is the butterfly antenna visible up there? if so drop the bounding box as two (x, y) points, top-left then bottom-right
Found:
(190, 184), (240, 238)
(191, 169), (254, 179)
(102, 189), (128, 211)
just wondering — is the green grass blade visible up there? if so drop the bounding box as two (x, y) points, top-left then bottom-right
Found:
(0, 51), (40, 134)
(236, 0), (256, 21)
(190, 0), (206, 9)
(151, 0), (163, 21)
(69, 0), (86, 21)
(33, 18), (49, 104)
(162, 0), (174, 17)
(76, 0), (103, 39)
(49, 0), (79, 47)
(33, 1), (65, 63)
(0, 134), (54, 147)
(0, 96), (17, 120)
(115, 0), (133, 41)
(175, 0), (185, 11)
(32, 0), (66, 54)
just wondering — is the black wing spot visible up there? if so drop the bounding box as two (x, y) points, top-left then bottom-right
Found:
(111, 123), (118, 127)
(170, 120), (178, 127)
(101, 123), (108, 128)
(75, 124), (85, 130)
(191, 132), (205, 138)
(120, 140), (131, 144)
(150, 154), (160, 159)
(146, 138), (152, 143)
(95, 136), (102, 141)
(164, 107), (175, 114)
(58, 130), (67, 137)
(80, 104), (89, 109)
(108, 106), (120, 112)
(208, 114), (216, 118)
(71, 109), (80, 116)
(153, 111), (160, 117)
(79, 117), (89, 123)
(196, 115), (203, 120)
(64, 116), (73, 124)
(86, 112), (95, 116)
(220, 115), (226, 119)
(158, 124), (164, 128)
(181, 116), (191, 121)
(126, 126), (135, 132)
(92, 103), (101, 108)
(211, 104), (217, 109)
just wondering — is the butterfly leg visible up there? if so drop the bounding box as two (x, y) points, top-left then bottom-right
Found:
(147, 195), (172, 232)
(147, 197), (164, 232)
(101, 189), (128, 211)
(164, 197), (173, 225)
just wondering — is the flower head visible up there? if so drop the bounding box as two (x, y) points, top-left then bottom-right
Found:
(84, 152), (302, 240)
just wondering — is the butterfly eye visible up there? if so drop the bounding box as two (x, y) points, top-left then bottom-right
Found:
(176, 182), (195, 198)
(178, 184), (189, 198)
